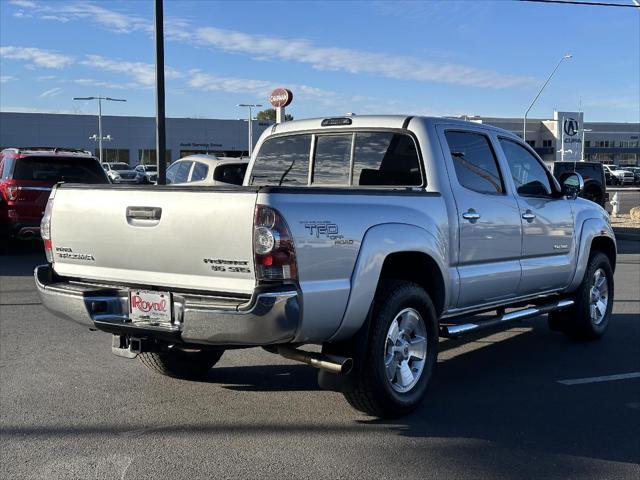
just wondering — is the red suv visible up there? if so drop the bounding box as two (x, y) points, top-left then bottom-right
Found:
(0, 147), (109, 245)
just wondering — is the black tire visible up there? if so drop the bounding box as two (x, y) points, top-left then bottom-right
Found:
(548, 252), (614, 340)
(139, 349), (224, 379)
(344, 280), (438, 418)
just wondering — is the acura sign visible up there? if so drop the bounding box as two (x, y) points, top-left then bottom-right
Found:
(555, 111), (583, 161)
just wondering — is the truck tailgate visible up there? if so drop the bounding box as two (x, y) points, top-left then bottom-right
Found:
(50, 185), (258, 294)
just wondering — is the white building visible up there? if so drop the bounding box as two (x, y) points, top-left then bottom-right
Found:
(0, 112), (273, 164)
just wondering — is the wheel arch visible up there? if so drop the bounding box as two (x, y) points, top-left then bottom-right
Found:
(565, 216), (616, 293)
(328, 223), (449, 342)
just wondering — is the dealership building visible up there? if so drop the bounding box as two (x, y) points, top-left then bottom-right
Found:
(0, 111), (638, 166)
(455, 111), (640, 166)
(0, 112), (273, 164)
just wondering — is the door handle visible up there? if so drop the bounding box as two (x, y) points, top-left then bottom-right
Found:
(462, 209), (481, 222)
(126, 206), (162, 220)
(522, 210), (536, 221)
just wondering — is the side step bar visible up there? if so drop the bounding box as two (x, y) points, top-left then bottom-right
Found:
(441, 299), (574, 338)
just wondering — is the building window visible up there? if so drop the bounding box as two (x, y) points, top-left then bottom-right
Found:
(584, 141), (590, 148)
(96, 149), (129, 163)
(542, 140), (552, 148)
(526, 140), (536, 148)
(138, 149), (172, 165)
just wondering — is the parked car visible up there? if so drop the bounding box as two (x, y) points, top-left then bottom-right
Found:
(553, 161), (608, 207)
(621, 166), (640, 185)
(0, 147), (108, 245)
(102, 162), (144, 184)
(166, 155), (248, 186)
(35, 115), (616, 418)
(134, 164), (158, 184)
(603, 164), (634, 185)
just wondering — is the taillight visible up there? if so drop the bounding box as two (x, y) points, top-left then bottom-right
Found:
(41, 189), (56, 263)
(1, 181), (18, 201)
(254, 205), (297, 282)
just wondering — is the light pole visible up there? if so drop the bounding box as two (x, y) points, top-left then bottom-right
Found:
(238, 104), (262, 157)
(581, 128), (592, 161)
(73, 96), (126, 163)
(523, 54), (572, 144)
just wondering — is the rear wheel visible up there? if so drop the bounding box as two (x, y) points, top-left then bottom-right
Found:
(344, 280), (438, 418)
(548, 252), (613, 340)
(139, 349), (224, 379)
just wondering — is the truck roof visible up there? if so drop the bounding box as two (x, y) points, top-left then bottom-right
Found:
(268, 115), (520, 139)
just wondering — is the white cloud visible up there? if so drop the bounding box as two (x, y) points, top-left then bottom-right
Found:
(80, 55), (180, 86)
(8, 2), (536, 90)
(0, 46), (73, 69)
(9, 1), (151, 34)
(9, 0), (37, 8)
(189, 27), (536, 90)
(1, 75), (18, 83)
(186, 70), (344, 106)
(37, 75), (57, 81)
(40, 87), (63, 98)
(72, 78), (138, 90)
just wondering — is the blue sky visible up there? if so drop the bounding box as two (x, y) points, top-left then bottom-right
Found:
(0, 0), (638, 122)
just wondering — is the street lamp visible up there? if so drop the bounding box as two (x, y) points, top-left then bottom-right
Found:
(523, 54), (572, 144)
(237, 104), (262, 157)
(73, 96), (126, 163)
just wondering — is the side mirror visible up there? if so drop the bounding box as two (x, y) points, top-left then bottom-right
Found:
(561, 172), (584, 199)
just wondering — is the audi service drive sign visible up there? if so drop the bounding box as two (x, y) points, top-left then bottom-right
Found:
(555, 111), (584, 161)
(269, 88), (293, 108)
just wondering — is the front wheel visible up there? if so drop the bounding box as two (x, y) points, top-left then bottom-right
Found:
(344, 280), (438, 418)
(139, 349), (224, 379)
(548, 252), (614, 340)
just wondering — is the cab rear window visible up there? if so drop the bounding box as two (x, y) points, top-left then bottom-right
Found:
(12, 157), (108, 183)
(250, 131), (422, 187)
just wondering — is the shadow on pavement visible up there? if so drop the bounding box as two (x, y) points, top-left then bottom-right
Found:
(0, 240), (46, 277)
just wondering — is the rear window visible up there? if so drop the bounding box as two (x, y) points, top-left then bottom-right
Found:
(12, 157), (107, 183)
(353, 132), (422, 186)
(250, 134), (311, 186)
(250, 131), (422, 187)
(110, 163), (131, 170)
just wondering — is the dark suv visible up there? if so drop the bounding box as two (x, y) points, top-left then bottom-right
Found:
(0, 147), (109, 246)
(553, 161), (608, 208)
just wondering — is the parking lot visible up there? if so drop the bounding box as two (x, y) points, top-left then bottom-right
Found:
(0, 241), (637, 479)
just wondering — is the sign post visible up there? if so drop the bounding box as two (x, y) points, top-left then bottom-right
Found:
(555, 111), (583, 162)
(269, 88), (293, 123)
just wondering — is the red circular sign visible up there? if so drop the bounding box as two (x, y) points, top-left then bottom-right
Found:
(269, 88), (293, 108)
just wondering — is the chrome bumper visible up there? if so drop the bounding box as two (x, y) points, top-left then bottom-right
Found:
(34, 265), (300, 346)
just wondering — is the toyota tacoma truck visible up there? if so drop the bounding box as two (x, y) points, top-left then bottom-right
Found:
(35, 116), (616, 418)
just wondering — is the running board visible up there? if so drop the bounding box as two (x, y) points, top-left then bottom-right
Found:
(441, 299), (574, 338)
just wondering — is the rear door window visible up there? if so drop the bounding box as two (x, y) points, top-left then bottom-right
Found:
(312, 135), (351, 185)
(444, 131), (504, 194)
(12, 157), (107, 183)
(190, 162), (208, 181)
(250, 135), (311, 186)
(174, 161), (192, 184)
(353, 132), (422, 186)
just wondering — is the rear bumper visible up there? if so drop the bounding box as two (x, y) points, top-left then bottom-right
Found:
(34, 265), (300, 346)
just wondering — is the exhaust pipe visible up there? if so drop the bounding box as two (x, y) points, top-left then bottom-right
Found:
(277, 346), (353, 375)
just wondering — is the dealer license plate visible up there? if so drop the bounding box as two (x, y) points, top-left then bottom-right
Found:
(129, 290), (172, 324)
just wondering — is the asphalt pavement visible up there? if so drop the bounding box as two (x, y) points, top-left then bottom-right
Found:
(1, 241), (639, 479)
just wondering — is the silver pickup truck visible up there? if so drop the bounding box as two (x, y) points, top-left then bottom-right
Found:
(35, 115), (616, 418)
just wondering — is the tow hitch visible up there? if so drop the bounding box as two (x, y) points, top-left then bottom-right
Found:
(111, 335), (143, 359)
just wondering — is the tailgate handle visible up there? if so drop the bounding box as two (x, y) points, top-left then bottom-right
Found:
(126, 206), (162, 221)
